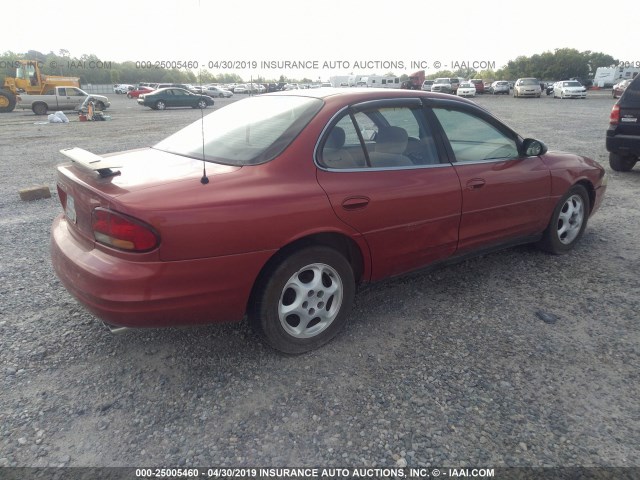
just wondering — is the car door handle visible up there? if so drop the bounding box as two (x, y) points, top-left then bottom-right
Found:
(466, 178), (486, 190)
(341, 196), (370, 210)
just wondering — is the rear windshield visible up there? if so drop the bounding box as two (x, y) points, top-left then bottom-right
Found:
(154, 95), (323, 166)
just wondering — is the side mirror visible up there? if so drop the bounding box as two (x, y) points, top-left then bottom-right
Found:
(522, 138), (548, 157)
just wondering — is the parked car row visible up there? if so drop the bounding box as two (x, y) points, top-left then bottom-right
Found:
(417, 77), (591, 99)
(419, 78), (514, 97)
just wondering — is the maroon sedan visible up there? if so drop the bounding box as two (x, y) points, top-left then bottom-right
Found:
(51, 89), (607, 353)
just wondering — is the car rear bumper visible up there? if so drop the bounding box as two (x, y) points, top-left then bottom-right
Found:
(606, 133), (640, 156)
(51, 214), (273, 329)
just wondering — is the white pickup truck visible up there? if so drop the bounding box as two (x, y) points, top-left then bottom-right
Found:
(16, 86), (110, 115)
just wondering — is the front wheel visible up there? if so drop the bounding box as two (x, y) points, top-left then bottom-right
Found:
(0, 89), (17, 112)
(155, 100), (166, 110)
(197, 99), (208, 109)
(538, 185), (590, 254)
(249, 246), (355, 354)
(609, 152), (637, 172)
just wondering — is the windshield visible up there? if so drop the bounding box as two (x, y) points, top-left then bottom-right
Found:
(154, 95), (323, 166)
(435, 78), (450, 84)
(519, 78), (539, 85)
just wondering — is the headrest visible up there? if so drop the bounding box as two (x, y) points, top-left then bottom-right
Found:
(325, 126), (346, 149)
(376, 126), (408, 154)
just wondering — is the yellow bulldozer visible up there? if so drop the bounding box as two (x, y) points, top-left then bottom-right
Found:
(0, 59), (80, 113)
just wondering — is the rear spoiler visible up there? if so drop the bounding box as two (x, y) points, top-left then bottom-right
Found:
(59, 147), (121, 177)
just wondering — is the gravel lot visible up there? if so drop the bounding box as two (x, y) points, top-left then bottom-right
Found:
(1, 90), (638, 471)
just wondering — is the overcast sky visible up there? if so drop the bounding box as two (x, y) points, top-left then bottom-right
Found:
(4, 0), (639, 80)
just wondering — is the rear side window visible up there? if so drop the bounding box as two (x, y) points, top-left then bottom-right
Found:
(621, 76), (640, 105)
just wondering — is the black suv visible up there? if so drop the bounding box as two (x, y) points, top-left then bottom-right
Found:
(606, 74), (640, 171)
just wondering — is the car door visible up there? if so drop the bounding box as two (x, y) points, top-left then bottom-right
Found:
(316, 98), (462, 280)
(58, 87), (85, 110)
(164, 88), (182, 107)
(428, 100), (551, 253)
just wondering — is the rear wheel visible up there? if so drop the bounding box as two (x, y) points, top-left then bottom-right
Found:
(609, 152), (637, 172)
(250, 246), (355, 354)
(32, 102), (48, 115)
(538, 185), (590, 254)
(0, 90), (17, 112)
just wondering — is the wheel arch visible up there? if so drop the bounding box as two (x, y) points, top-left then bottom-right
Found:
(574, 179), (596, 214)
(32, 101), (48, 115)
(247, 231), (366, 313)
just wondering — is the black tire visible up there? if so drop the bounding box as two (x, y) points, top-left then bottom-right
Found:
(609, 152), (637, 172)
(155, 100), (166, 110)
(127, 93), (133, 99)
(197, 99), (208, 109)
(249, 246), (355, 354)
(0, 89), (17, 113)
(95, 101), (105, 111)
(538, 185), (590, 255)
(32, 102), (48, 115)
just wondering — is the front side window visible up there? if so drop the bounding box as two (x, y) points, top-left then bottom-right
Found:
(433, 108), (518, 162)
(318, 103), (440, 170)
(65, 88), (84, 96)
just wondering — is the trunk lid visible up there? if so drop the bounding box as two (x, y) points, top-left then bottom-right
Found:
(56, 147), (240, 243)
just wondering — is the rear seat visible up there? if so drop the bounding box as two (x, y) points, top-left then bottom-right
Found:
(321, 127), (364, 169)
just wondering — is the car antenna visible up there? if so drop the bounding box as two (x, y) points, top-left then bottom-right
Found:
(198, 70), (209, 185)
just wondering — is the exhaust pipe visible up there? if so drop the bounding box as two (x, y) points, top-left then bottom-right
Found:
(102, 321), (130, 334)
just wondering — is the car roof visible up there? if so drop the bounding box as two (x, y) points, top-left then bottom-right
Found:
(264, 87), (481, 107)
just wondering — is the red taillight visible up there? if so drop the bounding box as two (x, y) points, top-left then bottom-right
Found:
(92, 208), (159, 252)
(610, 104), (620, 125)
